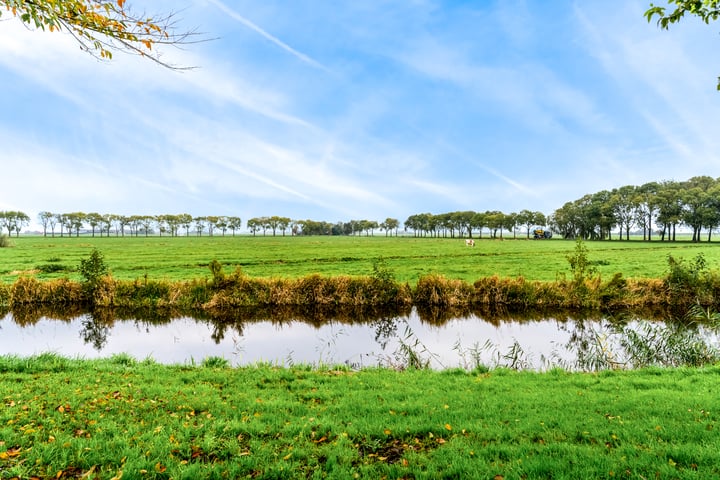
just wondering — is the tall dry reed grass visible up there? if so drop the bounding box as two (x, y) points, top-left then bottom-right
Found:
(3, 263), (719, 316)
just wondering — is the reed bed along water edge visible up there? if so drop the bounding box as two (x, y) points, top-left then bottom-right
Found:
(0, 251), (717, 314)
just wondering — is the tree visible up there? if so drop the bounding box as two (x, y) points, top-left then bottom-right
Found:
(610, 186), (638, 241)
(470, 211), (488, 239)
(635, 182), (661, 241)
(139, 215), (154, 236)
(266, 216), (290, 237)
(99, 214), (113, 237)
(61, 211), (86, 236)
(86, 212), (103, 237)
(246, 218), (260, 236)
(176, 213), (193, 236)
(38, 211), (55, 237)
(503, 212), (519, 239)
(380, 218), (399, 237)
(226, 216), (242, 236)
(194, 216), (207, 236)
(0, 211), (30, 236)
(205, 215), (220, 236)
(645, 0), (720, 90)
(485, 211), (505, 239)
(680, 176), (717, 242)
(452, 211), (474, 238)
(653, 181), (682, 241)
(0, 0), (199, 69)
(517, 209), (536, 239)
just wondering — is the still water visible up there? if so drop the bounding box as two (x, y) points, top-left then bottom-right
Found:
(2, 310), (717, 370)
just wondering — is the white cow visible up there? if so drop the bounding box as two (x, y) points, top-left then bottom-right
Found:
(465, 239), (475, 247)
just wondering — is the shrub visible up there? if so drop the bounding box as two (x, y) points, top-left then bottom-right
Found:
(566, 238), (598, 284)
(665, 253), (711, 305)
(36, 263), (70, 274)
(79, 249), (109, 286)
(0, 235), (12, 248)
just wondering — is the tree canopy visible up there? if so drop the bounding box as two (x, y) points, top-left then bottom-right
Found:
(0, 0), (197, 68)
(645, 0), (720, 89)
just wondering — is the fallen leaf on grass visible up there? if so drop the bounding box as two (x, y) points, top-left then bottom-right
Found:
(0, 446), (21, 459)
(80, 465), (97, 478)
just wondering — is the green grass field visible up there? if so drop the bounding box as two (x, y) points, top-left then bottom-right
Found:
(1, 355), (718, 479)
(2, 235), (720, 285)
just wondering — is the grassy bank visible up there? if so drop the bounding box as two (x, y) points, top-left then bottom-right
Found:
(2, 235), (720, 284)
(2, 236), (719, 314)
(1, 355), (718, 479)
(1, 250), (717, 315)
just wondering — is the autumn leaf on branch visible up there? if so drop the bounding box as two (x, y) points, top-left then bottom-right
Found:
(0, 0), (203, 69)
(645, 0), (720, 90)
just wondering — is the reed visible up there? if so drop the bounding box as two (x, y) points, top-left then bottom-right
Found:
(4, 254), (720, 315)
(9, 276), (83, 306)
(0, 282), (10, 307)
(202, 270), (413, 311)
(413, 274), (474, 306)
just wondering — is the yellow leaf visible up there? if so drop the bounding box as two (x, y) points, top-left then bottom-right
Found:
(1, 446), (21, 458)
(383, 429), (391, 435)
(80, 465), (97, 478)
(445, 424), (452, 431)
(117, 0), (125, 8)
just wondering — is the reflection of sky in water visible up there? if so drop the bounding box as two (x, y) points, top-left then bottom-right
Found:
(0, 312), (582, 369)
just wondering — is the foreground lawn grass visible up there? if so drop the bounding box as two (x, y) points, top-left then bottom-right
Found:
(2, 235), (720, 284)
(1, 355), (719, 479)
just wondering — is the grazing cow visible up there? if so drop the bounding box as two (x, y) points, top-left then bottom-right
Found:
(465, 239), (475, 247)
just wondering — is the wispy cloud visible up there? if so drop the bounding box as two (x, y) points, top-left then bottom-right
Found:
(205, 0), (331, 73)
(573, 2), (720, 170)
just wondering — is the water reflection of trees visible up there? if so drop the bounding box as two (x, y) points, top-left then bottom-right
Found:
(79, 314), (111, 351)
(4, 304), (720, 370)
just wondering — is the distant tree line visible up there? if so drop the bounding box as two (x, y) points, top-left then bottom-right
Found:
(246, 217), (401, 237)
(28, 212), (243, 237)
(404, 210), (547, 239)
(4, 175), (720, 242)
(551, 176), (720, 242)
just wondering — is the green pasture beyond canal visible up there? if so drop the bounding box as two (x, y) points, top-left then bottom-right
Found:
(2, 235), (720, 284)
(1, 355), (718, 479)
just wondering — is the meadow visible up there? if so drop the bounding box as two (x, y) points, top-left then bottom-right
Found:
(1, 235), (719, 284)
(1, 354), (718, 479)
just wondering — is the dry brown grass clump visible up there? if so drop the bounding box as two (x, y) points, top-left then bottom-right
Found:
(413, 274), (474, 306)
(10, 277), (83, 306)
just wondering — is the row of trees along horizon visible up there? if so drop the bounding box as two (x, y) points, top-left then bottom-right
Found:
(1, 176), (720, 242)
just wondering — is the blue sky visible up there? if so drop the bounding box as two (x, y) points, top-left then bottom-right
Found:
(1, 0), (719, 231)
